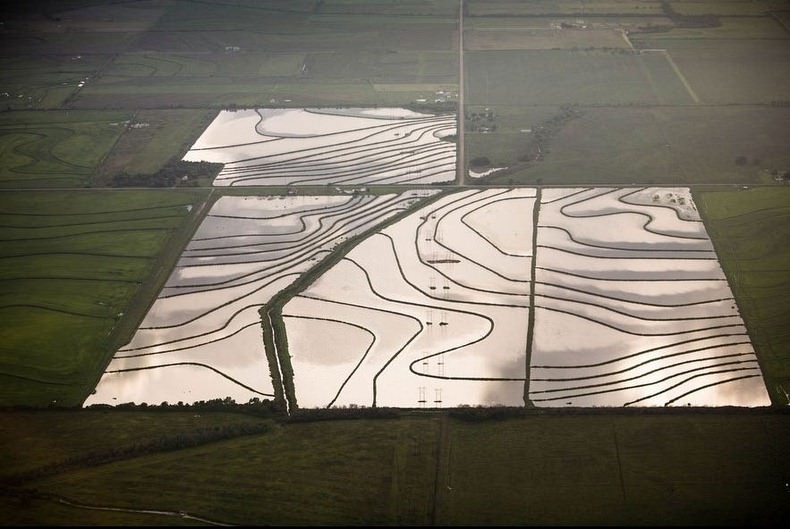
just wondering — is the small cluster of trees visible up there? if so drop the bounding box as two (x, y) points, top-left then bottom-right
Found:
(110, 160), (222, 187)
(87, 396), (283, 416)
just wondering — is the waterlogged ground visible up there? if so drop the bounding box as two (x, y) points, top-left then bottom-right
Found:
(85, 191), (438, 406)
(93, 127), (769, 407)
(182, 107), (457, 186)
(285, 187), (769, 408)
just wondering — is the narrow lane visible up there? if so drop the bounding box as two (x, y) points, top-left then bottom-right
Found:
(457, 0), (465, 186)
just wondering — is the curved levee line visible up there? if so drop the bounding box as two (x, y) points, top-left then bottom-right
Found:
(531, 332), (751, 370)
(660, 374), (763, 406)
(164, 194), (415, 288)
(460, 193), (535, 258)
(411, 190), (533, 296)
(556, 187), (708, 241)
(117, 320), (263, 358)
(532, 353), (757, 392)
(341, 239), (517, 382)
(537, 241), (716, 260)
(105, 362), (274, 398)
(381, 231), (528, 309)
(532, 342), (754, 382)
(136, 272), (301, 331)
(536, 279), (734, 308)
(283, 307), (377, 408)
(213, 115), (452, 169)
(427, 188), (531, 283)
(535, 304), (744, 337)
(537, 224), (713, 254)
(535, 266), (727, 282)
(623, 369), (762, 407)
(620, 187), (704, 223)
(531, 364), (760, 404)
(535, 292), (741, 324)
(180, 194), (395, 260)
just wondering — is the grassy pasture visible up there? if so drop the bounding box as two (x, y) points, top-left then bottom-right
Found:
(668, 0), (790, 17)
(2, 410), (787, 525)
(0, 189), (209, 407)
(95, 109), (217, 183)
(318, 0), (457, 16)
(696, 186), (790, 406)
(476, 106), (790, 186)
(465, 49), (664, 106)
(466, 0), (665, 16)
(0, 111), (130, 188)
(466, 27), (629, 50)
(652, 41), (790, 104)
(0, 55), (105, 111)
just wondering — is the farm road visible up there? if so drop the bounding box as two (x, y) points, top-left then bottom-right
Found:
(457, 0), (466, 186)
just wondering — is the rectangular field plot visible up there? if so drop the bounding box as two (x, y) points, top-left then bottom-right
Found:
(182, 107), (457, 186)
(85, 190), (439, 406)
(87, 188), (770, 409)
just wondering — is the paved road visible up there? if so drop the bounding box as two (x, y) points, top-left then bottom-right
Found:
(457, 0), (465, 186)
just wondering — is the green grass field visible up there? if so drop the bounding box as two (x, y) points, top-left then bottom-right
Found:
(696, 186), (790, 406)
(0, 189), (210, 407)
(0, 111), (131, 188)
(1, 409), (787, 525)
(1, 1), (789, 525)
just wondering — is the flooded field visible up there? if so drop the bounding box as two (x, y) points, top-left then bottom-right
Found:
(182, 107), (457, 186)
(86, 108), (769, 408)
(85, 191), (438, 406)
(285, 187), (769, 408)
(87, 186), (769, 409)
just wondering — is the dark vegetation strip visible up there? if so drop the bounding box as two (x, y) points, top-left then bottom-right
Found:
(2, 420), (273, 487)
(524, 187), (541, 406)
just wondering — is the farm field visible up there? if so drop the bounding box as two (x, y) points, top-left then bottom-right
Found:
(463, 1), (790, 186)
(0, 189), (209, 407)
(86, 190), (441, 407)
(1, 0), (789, 526)
(182, 107), (457, 186)
(2, 409), (788, 526)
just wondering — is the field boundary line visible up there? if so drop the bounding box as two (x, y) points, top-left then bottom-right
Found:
(664, 51), (700, 104)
